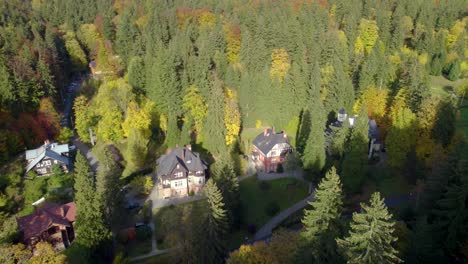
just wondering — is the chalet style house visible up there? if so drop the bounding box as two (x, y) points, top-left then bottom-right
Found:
(325, 108), (381, 158)
(155, 145), (208, 199)
(16, 202), (76, 252)
(252, 128), (292, 172)
(25, 141), (71, 176)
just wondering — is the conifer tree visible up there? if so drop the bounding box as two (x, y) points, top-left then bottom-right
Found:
(198, 179), (228, 264)
(95, 145), (123, 226)
(203, 75), (227, 159)
(301, 167), (344, 263)
(301, 99), (326, 173)
(341, 106), (368, 193)
(337, 192), (401, 264)
(74, 153), (110, 249)
(212, 159), (240, 229)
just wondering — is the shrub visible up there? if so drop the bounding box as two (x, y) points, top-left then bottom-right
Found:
(189, 190), (195, 196)
(258, 181), (270, 191)
(276, 163), (284, 173)
(265, 201), (280, 216)
(136, 226), (152, 241)
(142, 202), (151, 223)
(129, 176), (146, 195)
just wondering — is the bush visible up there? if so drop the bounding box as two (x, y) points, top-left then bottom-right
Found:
(265, 201), (280, 216)
(129, 176), (146, 195)
(142, 202), (151, 224)
(189, 190), (195, 196)
(258, 181), (270, 191)
(136, 226), (152, 241)
(276, 163), (284, 173)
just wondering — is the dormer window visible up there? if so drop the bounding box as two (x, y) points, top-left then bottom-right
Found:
(176, 164), (180, 169)
(186, 160), (191, 164)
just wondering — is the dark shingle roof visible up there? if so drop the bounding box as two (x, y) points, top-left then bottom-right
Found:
(156, 146), (207, 177)
(252, 129), (289, 155)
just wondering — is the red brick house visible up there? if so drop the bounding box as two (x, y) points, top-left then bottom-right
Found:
(16, 202), (76, 252)
(252, 128), (291, 172)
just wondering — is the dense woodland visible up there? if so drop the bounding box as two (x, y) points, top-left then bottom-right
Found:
(0, 0), (467, 263)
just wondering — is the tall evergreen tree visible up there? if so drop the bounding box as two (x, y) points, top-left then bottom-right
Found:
(301, 99), (326, 173)
(341, 106), (369, 193)
(74, 153), (110, 249)
(300, 167), (344, 263)
(203, 75), (227, 159)
(95, 145), (123, 226)
(198, 179), (228, 264)
(337, 192), (401, 264)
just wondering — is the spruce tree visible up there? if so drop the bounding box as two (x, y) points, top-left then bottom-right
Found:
(94, 145), (123, 227)
(301, 167), (344, 263)
(203, 75), (227, 159)
(74, 153), (110, 249)
(198, 179), (228, 264)
(337, 192), (401, 264)
(212, 158), (241, 229)
(341, 106), (369, 193)
(301, 99), (326, 173)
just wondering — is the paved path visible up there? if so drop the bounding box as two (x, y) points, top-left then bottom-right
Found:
(148, 186), (205, 209)
(73, 136), (98, 173)
(129, 248), (169, 262)
(252, 193), (315, 241)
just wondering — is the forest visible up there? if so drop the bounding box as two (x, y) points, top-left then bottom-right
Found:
(0, 0), (467, 263)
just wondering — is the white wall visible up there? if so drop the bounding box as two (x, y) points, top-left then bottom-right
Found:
(171, 178), (187, 189)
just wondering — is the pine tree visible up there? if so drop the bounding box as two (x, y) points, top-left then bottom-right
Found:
(198, 179), (228, 263)
(203, 75), (227, 159)
(74, 153), (110, 249)
(337, 192), (401, 264)
(95, 145), (123, 226)
(341, 106), (369, 193)
(301, 99), (326, 173)
(301, 167), (344, 263)
(212, 159), (240, 229)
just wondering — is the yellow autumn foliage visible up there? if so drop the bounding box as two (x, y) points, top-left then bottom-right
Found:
(358, 19), (379, 55)
(446, 18), (466, 50)
(270, 48), (290, 82)
(122, 101), (152, 138)
(224, 23), (241, 64)
(199, 11), (216, 28)
(224, 88), (241, 145)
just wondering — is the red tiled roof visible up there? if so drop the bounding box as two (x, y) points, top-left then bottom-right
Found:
(17, 202), (76, 240)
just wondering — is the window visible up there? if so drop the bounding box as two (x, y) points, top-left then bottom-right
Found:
(174, 172), (183, 177)
(270, 151), (277, 157)
(271, 158), (277, 164)
(44, 160), (52, 166)
(175, 181), (183, 187)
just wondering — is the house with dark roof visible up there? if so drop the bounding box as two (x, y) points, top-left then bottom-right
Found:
(25, 141), (71, 176)
(155, 145), (208, 199)
(16, 202), (76, 251)
(252, 128), (291, 172)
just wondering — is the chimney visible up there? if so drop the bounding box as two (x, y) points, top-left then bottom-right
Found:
(182, 149), (185, 160)
(186, 144), (192, 151)
(264, 128), (268, 136)
(44, 140), (50, 146)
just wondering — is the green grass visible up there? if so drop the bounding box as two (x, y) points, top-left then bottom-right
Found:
(239, 177), (308, 228)
(152, 200), (205, 249)
(127, 239), (152, 258)
(368, 167), (411, 197)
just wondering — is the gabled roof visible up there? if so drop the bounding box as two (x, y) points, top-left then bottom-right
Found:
(17, 202), (76, 240)
(156, 146), (207, 177)
(25, 142), (70, 173)
(253, 129), (289, 155)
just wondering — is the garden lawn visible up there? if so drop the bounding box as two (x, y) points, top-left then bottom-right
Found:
(152, 200), (205, 249)
(239, 177), (308, 228)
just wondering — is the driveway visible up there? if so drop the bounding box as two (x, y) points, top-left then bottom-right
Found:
(148, 186), (205, 210)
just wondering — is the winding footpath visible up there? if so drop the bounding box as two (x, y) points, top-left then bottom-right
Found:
(252, 193), (315, 241)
